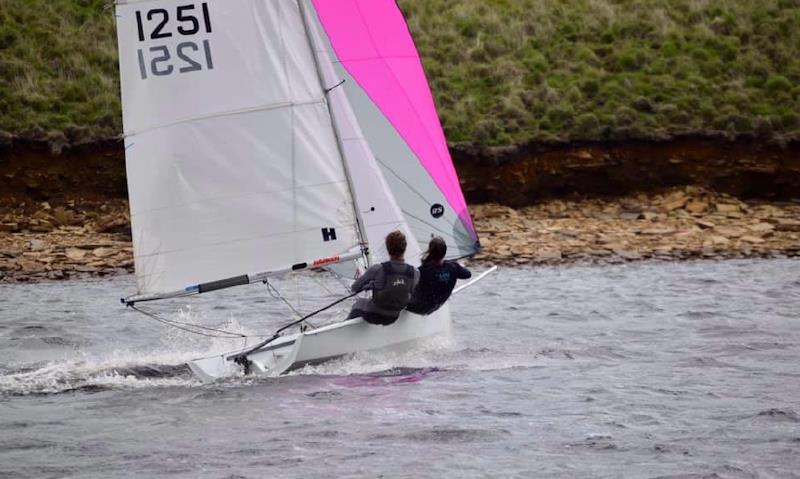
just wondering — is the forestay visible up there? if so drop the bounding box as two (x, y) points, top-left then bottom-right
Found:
(309, 0), (480, 260)
(116, 0), (365, 300)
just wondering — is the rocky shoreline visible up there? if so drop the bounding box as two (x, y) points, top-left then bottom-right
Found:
(470, 187), (800, 266)
(1, 187), (799, 283)
(0, 198), (133, 282)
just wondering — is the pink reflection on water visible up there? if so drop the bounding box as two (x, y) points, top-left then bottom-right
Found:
(331, 367), (439, 388)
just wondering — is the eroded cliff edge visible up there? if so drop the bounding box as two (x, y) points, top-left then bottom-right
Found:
(454, 138), (800, 205)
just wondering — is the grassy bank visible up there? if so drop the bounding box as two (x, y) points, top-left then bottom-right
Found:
(1, 0), (799, 147)
(0, 0), (118, 149)
(404, 0), (800, 145)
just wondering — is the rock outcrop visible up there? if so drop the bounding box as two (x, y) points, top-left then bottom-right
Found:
(470, 186), (800, 266)
(0, 198), (132, 282)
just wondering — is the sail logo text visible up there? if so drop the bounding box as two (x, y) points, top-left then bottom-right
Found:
(430, 203), (445, 218)
(321, 228), (337, 242)
(312, 256), (340, 267)
(134, 3), (214, 80)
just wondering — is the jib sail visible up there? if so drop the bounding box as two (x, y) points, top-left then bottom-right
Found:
(308, 0), (480, 260)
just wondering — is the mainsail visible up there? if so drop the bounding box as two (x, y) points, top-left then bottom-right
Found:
(116, 0), (366, 300)
(308, 0), (480, 260)
(116, 0), (478, 302)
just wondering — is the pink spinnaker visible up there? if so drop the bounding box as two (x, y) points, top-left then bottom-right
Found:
(311, 0), (476, 239)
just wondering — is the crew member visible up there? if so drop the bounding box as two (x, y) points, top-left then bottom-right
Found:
(406, 237), (471, 315)
(348, 230), (419, 326)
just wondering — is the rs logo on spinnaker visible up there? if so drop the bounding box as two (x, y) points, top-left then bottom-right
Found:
(430, 204), (445, 218)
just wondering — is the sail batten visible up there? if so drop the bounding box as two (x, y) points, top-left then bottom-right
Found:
(122, 98), (327, 138)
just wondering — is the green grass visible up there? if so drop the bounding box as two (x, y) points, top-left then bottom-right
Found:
(402, 0), (800, 145)
(0, 0), (118, 147)
(1, 0), (799, 147)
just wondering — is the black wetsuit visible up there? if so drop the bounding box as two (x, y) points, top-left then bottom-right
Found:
(406, 261), (471, 315)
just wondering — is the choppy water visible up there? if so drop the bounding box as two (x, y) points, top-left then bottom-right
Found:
(1, 260), (799, 478)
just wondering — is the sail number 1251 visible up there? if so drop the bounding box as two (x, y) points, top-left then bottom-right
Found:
(134, 3), (214, 80)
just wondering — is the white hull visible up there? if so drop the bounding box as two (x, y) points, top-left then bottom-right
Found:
(188, 303), (452, 383)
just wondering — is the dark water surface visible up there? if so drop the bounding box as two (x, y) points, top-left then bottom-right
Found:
(1, 260), (799, 478)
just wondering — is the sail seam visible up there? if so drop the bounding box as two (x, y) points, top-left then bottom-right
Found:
(373, 158), (471, 242)
(132, 223), (360, 263)
(275, 1), (301, 269)
(122, 98), (326, 139)
(129, 179), (349, 217)
(373, 155), (431, 207)
(402, 210), (461, 242)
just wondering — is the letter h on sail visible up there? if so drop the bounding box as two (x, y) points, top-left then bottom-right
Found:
(321, 228), (337, 242)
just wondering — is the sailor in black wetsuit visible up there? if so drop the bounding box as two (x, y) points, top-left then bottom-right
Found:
(406, 237), (471, 315)
(348, 230), (419, 326)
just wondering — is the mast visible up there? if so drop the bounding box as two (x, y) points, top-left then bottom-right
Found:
(297, 0), (372, 268)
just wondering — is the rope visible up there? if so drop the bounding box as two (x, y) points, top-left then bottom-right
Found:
(312, 270), (348, 297)
(130, 305), (250, 339)
(264, 279), (303, 319)
(129, 288), (361, 349)
(275, 290), (360, 336)
(323, 266), (359, 293)
(228, 290), (361, 363)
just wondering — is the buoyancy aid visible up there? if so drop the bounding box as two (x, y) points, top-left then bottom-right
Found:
(372, 262), (416, 313)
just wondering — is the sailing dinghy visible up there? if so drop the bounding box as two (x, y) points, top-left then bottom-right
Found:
(115, 0), (485, 382)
